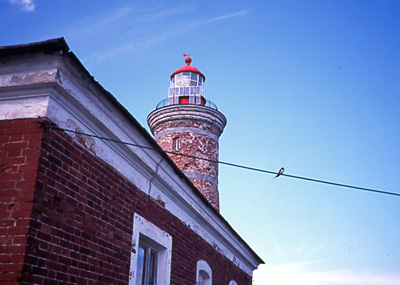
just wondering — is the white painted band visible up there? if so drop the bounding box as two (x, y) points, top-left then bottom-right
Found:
(183, 171), (218, 186)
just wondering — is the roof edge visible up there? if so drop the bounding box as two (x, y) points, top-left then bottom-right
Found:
(0, 37), (69, 58)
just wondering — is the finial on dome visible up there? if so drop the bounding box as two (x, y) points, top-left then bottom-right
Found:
(183, 54), (191, 65)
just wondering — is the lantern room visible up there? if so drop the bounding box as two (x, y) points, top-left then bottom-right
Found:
(168, 56), (206, 106)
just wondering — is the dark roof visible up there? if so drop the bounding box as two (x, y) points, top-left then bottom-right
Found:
(0, 38), (264, 265)
(0, 37), (69, 57)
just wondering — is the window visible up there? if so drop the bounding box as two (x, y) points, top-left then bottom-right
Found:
(196, 260), (212, 285)
(130, 214), (172, 285)
(136, 241), (157, 285)
(173, 137), (180, 151)
(229, 281), (238, 285)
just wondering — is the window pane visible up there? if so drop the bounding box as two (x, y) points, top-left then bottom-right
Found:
(149, 250), (157, 284)
(136, 246), (146, 285)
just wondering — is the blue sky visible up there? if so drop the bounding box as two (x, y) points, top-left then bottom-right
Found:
(1, 0), (400, 284)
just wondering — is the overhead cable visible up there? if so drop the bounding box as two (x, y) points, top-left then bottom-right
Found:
(40, 123), (400, 198)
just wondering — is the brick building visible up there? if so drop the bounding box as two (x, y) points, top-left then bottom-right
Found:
(0, 38), (263, 284)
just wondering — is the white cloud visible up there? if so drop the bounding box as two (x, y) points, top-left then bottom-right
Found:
(254, 262), (400, 285)
(136, 6), (190, 23)
(204, 9), (249, 24)
(295, 244), (306, 254)
(65, 6), (134, 43)
(6, 0), (35, 12)
(63, 5), (250, 65)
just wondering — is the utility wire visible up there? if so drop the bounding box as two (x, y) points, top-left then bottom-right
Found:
(42, 123), (400, 198)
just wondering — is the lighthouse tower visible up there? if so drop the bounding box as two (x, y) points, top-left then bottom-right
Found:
(147, 57), (227, 211)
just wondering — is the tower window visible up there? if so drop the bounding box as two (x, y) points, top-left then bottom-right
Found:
(173, 137), (180, 151)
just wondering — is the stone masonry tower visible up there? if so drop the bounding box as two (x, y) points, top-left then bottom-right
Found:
(148, 57), (226, 211)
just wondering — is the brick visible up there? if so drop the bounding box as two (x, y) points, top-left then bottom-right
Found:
(9, 133), (24, 142)
(10, 210), (32, 219)
(10, 253), (25, 263)
(15, 218), (30, 227)
(0, 183), (17, 191)
(1, 245), (26, 254)
(15, 179), (36, 188)
(17, 163), (38, 173)
(7, 226), (29, 236)
(1, 263), (23, 273)
(0, 172), (22, 181)
(0, 236), (13, 244)
(3, 141), (29, 150)
(6, 148), (22, 158)
(1, 156), (26, 166)
(0, 254), (10, 262)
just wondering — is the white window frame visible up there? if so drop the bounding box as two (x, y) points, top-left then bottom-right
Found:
(196, 260), (212, 285)
(130, 213), (172, 285)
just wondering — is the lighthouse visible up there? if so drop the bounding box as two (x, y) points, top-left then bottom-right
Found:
(147, 56), (227, 211)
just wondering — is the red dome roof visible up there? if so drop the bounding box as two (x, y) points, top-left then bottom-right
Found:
(170, 57), (206, 82)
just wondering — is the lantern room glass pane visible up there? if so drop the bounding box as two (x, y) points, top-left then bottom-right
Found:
(168, 71), (206, 105)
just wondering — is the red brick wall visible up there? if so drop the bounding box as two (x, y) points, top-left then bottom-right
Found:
(0, 118), (44, 284)
(1, 118), (251, 284)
